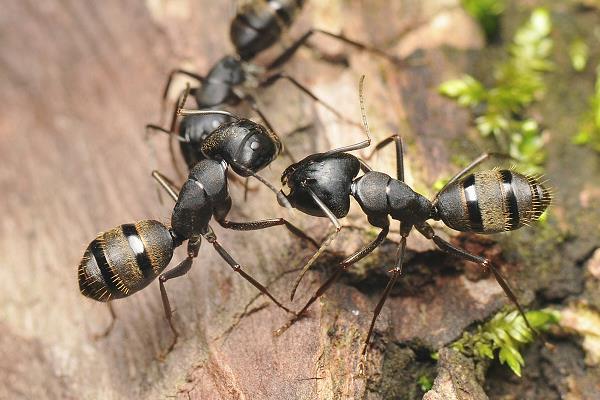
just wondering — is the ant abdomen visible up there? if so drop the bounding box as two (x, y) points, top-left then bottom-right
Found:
(230, 1), (302, 60)
(435, 170), (551, 234)
(78, 220), (174, 302)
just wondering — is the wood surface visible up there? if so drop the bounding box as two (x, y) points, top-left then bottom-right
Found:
(3, 1), (597, 399)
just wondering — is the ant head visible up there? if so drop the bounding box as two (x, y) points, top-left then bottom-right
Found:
(280, 153), (327, 188)
(204, 119), (280, 176)
(280, 162), (298, 187)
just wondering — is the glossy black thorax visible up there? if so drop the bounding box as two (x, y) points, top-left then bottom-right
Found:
(196, 56), (245, 107)
(171, 160), (229, 240)
(352, 172), (433, 226)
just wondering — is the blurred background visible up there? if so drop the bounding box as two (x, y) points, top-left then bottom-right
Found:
(1, 1), (600, 399)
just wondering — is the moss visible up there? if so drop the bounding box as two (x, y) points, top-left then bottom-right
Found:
(451, 308), (559, 376)
(462, 0), (506, 42)
(439, 7), (554, 174)
(374, 343), (437, 400)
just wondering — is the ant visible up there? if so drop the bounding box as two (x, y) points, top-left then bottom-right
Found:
(274, 76), (552, 363)
(148, 0), (406, 178)
(228, 0), (404, 66)
(79, 106), (318, 357)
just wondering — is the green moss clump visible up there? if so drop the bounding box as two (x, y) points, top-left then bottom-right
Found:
(569, 38), (589, 72)
(439, 8), (553, 175)
(450, 308), (559, 377)
(462, 0), (505, 42)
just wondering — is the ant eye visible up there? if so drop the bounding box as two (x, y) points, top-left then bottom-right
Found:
(250, 141), (260, 150)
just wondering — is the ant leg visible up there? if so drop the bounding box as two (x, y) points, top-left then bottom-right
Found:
(145, 125), (172, 137)
(415, 222), (536, 334)
(226, 173), (258, 194)
(166, 86), (199, 177)
(214, 195), (317, 246)
(228, 162), (294, 210)
(364, 135), (395, 157)
(158, 258), (193, 357)
(151, 170), (180, 202)
(93, 302), (117, 339)
(243, 177), (250, 201)
(276, 225), (390, 335)
(432, 152), (512, 203)
(258, 72), (361, 128)
(147, 87), (194, 181)
(161, 69), (204, 115)
(357, 158), (373, 173)
(162, 69), (204, 100)
(361, 231), (408, 359)
(145, 124), (191, 144)
(202, 225), (292, 313)
(157, 236), (200, 358)
(364, 135), (404, 182)
(289, 185), (343, 301)
(267, 29), (405, 70)
(217, 217), (319, 249)
(321, 76), (372, 156)
(284, 122), (315, 139)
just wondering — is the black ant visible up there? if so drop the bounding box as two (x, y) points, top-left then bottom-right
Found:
(146, 84), (297, 194)
(148, 0), (406, 178)
(274, 76), (552, 363)
(229, 0), (404, 66)
(79, 107), (317, 357)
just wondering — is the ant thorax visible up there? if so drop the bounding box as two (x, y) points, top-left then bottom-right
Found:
(351, 171), (432, 225)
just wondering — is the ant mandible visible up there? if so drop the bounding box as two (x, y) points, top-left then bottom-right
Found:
(149, 0), (406, 178)
(274, 76), (552, 362)
(79, 103), (317, 357)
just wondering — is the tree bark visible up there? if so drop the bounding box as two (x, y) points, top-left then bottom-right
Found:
(2, 1), (599, 399)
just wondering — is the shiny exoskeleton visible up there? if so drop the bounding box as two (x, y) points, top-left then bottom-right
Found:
(177, 110), (234, 170)
(150, 1), (404, 176)
(230, 0), (306, 61)
(79, 220), (174, 302)
(149, 55), (336, 179)
(436, 169), (550, 233)
(80, 113), (317, 357)
(275, 77), (552, 360)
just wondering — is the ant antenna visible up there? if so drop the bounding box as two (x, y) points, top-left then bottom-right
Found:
(177, 89), (241, 120)
(320, 75), (372, 157)
(180, 83), (191, 111)
(358, 75), (372, 144)
(231, 161), (293, 210)
(178, 108), (241, 119)
(176, 86), (240, 120)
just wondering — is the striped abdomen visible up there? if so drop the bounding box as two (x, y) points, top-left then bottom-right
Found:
(78, 220), (174, 302)
(435, 170), (551, 234)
